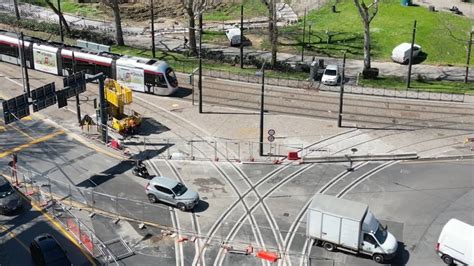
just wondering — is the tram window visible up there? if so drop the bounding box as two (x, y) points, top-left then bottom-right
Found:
(155, 74), (167, 87)
(0, 44), (19, 57)
(62, 57), (73, 72)
(96, 64), (112, 77)
(74, 60), (95, 75)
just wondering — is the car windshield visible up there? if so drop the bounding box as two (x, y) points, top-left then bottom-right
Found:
(374, 224), (388, 244)
(325, 69), (337, 76)
(44, 247), (68, 264)
(0, 183), (14, 198)
(172, 183), (188, 196)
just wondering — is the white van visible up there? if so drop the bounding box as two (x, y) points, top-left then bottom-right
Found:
(391, 43), (421, 64)
(436, 218), (473, 265)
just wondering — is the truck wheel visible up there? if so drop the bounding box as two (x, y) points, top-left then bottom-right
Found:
(323, 242), (335, 252)
(442, 255), (453, 265)
(373, 254), (384, 263)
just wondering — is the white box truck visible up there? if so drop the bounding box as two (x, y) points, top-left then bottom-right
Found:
(436, 218), (473, 266)
(307, 194), (398, 263)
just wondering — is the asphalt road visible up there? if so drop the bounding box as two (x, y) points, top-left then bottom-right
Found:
(0, 198), (94, 265)
(0, 62), (473, 266)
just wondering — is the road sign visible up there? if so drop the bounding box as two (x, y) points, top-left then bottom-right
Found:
(56, 90), (68, 108)
(63, 71), (86, 94)
(268, 129), (275, 136)
(3, 104), (30, 125)
(31, 83), (56, 100)
(268, 135), (275, 142)
(33, 95), (57, 112)
(2, 94), (29, 125)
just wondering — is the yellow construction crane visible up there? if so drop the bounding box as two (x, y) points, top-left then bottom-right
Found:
(104, 79), (142, 135)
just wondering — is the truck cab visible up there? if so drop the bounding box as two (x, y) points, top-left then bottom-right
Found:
(361, 211), (398, 262)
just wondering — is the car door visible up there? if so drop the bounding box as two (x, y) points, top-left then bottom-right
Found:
(154, 185), (175, 205)
(362, 233), (377, 254)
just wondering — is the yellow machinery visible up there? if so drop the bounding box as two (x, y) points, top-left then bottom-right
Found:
(104, 79), (142, 135)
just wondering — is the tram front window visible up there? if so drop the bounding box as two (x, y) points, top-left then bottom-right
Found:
(165, 68), (178, 87)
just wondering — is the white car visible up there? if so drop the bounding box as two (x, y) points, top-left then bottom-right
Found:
(321, 64), (340, 86)
(436, 219), (473, 265)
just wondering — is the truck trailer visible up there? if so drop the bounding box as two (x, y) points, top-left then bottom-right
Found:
(306, 194), (398, 263)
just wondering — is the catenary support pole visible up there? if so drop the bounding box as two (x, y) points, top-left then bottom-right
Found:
(72, 51), (81, 125)
(57, 0), (63, 43)
(259, 66), (265, 156)
(301, 8), (306, 62)
(240, 4), (244, 69)
(20, 32), (30, 97)
(198, 13), (203, 113)
(406, 20), (417, 89)
(338, 52), (346, 128)
(150, 0), (156, 58)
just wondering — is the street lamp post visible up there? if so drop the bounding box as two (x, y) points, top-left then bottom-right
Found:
(256, 61), (266, 157)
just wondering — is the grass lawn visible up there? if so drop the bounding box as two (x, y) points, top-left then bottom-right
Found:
(111, 45), (308, 80)
(359, 75), (474, 94)
(279, 0), (472, 66)
(204, 0), (267, 21)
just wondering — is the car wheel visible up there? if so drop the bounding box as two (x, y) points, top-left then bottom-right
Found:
(373, 254), (384, 264)
(442, 255), (453, 265)
(177, 203), (187, 212)
(323, 242), (335, 252)
(147, 194), (158, 203)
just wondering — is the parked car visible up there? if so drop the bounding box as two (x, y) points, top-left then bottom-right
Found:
(30, 234), (71, 266)
(307, 194), (398, 263)
(321, 64), (340, 85)
(391, 43), (422, 64)
(436, 218), (473, 265)
(0, 176), (22, 214)
(145, 176), (199, 211)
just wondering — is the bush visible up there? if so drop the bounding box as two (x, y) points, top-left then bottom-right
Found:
(0, 14), (114, 45)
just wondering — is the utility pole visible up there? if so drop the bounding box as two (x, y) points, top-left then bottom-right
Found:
(198, 12), (203, 113)
(57, 0), (64, 42)
(465, 30), (473, 84)
(338, 52), (346, 128)
(240, 4), (244, 69)
(72, 51), (81, 125)
(20, 32), (30, 97)
(301, 8), (306, 62)
(258, 62), (266, 156)
(406, 20), (417, 89)
(150, 0), (156, 58)
(97, 75), (108, 143)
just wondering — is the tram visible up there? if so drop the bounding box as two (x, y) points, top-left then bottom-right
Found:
(0, 30), (179, 96)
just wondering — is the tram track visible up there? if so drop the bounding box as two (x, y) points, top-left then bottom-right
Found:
(163, 159), (204, 266)
(147, 160), (184, 266)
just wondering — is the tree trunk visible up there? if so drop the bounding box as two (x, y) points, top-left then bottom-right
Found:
(188, 14), (197, 55)
(13, 0), (20, 20)
(363, 20), (371, 70)
(45, 0), (71, 34)
(111, 0), (124, 46)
